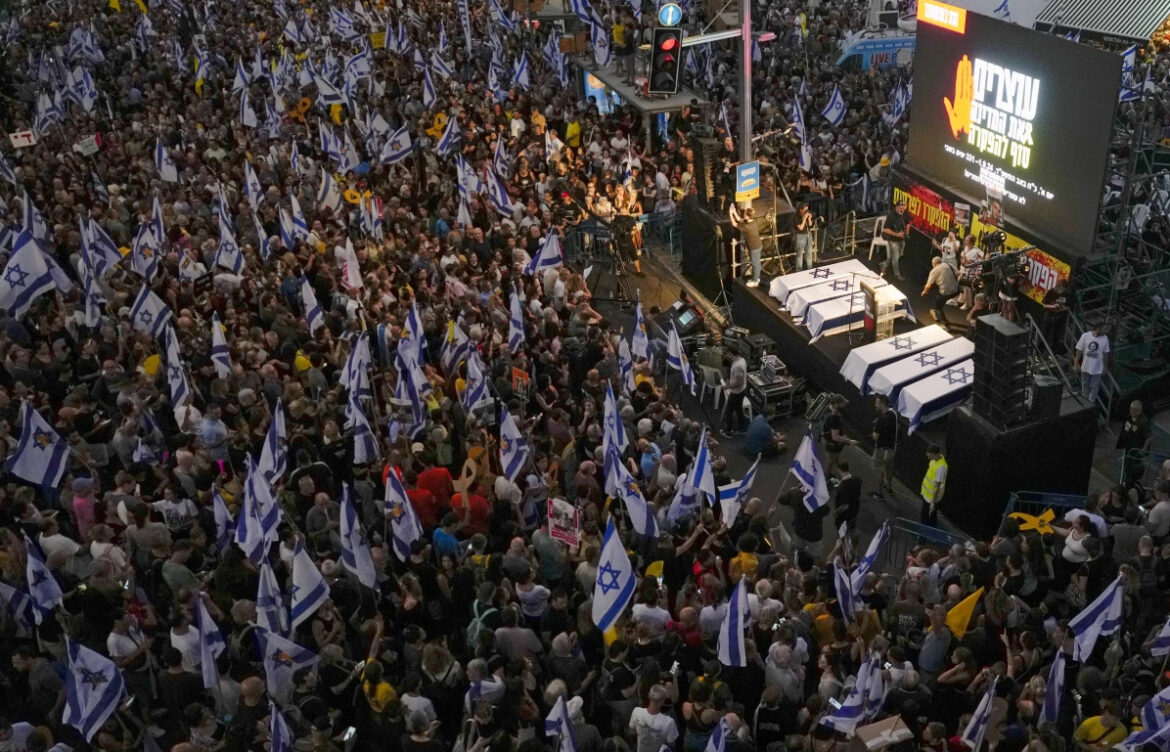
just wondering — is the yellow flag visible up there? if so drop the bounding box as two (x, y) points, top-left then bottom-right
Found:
(133, 0), (148, 13)
(330, 103), (343, 124)
(945, 586), (984, 639)
(108, 0), (121, 11)
(603, 626), (619, 646)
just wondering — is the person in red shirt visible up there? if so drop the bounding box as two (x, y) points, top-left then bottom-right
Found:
(450, 486), (490, 537)
(416, 456), (454, 510)
(405, 471), (439, 532)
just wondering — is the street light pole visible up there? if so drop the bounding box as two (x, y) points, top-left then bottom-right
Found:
(738, 0), (752, 165)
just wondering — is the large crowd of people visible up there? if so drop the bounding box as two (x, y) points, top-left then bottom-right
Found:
(2, 0), (1170, 751)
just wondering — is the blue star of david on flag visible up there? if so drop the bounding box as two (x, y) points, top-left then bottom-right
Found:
(891, 336), (916, 351)
(943, 367), (971, 385)
(914, 352), (943, 368)
(79, 667), (108, 690)
(810, 267), (832, 279)
(139, 311), (154, 325)
(829, 279), (851, 291)
(5, 264), (29, 288)
(597, 562), (623, 595)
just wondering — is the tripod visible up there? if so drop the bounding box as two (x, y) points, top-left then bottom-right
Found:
(589, 226), (636, 307)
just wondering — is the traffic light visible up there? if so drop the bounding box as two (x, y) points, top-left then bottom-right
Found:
(648, 27), (683, 95)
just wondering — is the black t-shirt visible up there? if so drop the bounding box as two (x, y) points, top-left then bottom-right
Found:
(824, 413), (845, 451)
(1117, 415), (1150, 451)
(884, 210), (907, 238)
(601, 659), (636, 701)
(872, 410), (897, 449)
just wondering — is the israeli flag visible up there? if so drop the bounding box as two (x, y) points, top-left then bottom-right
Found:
(790, 427), (830, 512)
(252, 211), (272, 261)
(721, 454), (759, 527)
(691, 426), (717, 502)
(232, 58), (251, 93)
(717, 578), (749, 666)
(62, 640), (125, 742)
(1152, 616), (1170, 656)
(591, 517), (636, 633)
(0, 229), (57, 318)
(435, 115), (460, 157)
(1040, 649), (1065, 725)
(820, 655), (876, 735)
(215, 209), (243, 274)
(1068, 575), (1124, 660)
(1142, 678), (1170, 731)
(524, 228), (563, 274)
(211, 486), (233, 550)
(590, 19), (612, 67)
(128, 283), (173, 338)
(438, 20), (449, 53)
(545, 695), (577, 752)
(513, 51), (530, 90)
(381, 125), (412, 165)
(340, 484), (378, 589)
(960, 679), (998, 752)
(130, 224), (160, 280)
(132, 438), (156, 465)
(256, 399), (287, 482)
(463, 349), (490, 409)
(0, 582), (35, 636)
(706, 720), (731, 752)
(606, 446), (657, 537)
(487, 168), (515, 217)
(289, 195), (309, 240)
(162, 324), (192, 407)
(342, 336), (374, 401)
(632, 295), (649, 359)
(422, 66), (437, 108)
(155, 139), (179, 182)
(1118, 713), (1170, 751)
(346, 393), (380, 465)
(210, 312), (232, 378)
(499, 405), (530, 482)
(603, 381), (628, 452)
(301, 275), (324, 334)
(1121, 44), (1138, 74)
(834, 559), (859, 621)
(8, 401), (70, 492)
(821, 84), (846, 127)
(271, 705), (293, 752)
(314, 75), (348, 107)
(508, 292), (525, 352)
(244, 161), (264, 210)
(386, 468), (423, 561)
(431, 52), (454, 80)
(440, 319), (471, 373)
(0, 152), (16, 186)
(666, 324), (696, 394)
(21, 192), (48, 244)
(235, 469), (273, 565)
(257, 562), (288, 635)
(618, 338), (635, 394)
(258, 628), (319, 704)
(24, 533), (64, 623)
(492, 137), (511, 181)
(851, 520), (889, 588)
(194, 596), (226, 690)
(289, 542), (328, 629)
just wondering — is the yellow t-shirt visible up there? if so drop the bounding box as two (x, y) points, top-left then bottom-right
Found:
(612, 23), (625, 46)
(1072, 717), (1127, 748)
(362, 679), (397, 714)
(565, 121), (582, 148)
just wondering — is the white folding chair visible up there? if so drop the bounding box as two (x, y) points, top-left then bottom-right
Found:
(697, 365), (724, 411)
(742, 395), (754, 422)
(868, 215), (889, 260)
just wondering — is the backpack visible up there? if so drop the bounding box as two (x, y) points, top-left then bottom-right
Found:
(466, 601), (498, 647)
(595, 661), (617, 702)
(1137, 556), (1159, 598)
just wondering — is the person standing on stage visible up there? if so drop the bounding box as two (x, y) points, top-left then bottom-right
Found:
(1073, 318), (1111, 403)
(834, 461), (862, 531)
(868, 394), (898, 501)
(920, 445), (948, 527)
(730, 205), (764, 288)
(881, 200), (909, 280)
(794, 202), (815, 271)
(721, 347), (749, 437)
(921, 257), (960, 333)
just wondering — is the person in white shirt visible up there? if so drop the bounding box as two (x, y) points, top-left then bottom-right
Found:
(629, 685), (679, 752)
(1073, 319), (1111, 402)
(38, 518), (80, 568)
(631, 596), (672, 637)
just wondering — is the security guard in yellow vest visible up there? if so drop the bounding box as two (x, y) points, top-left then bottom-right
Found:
(920, 445), (948, 527)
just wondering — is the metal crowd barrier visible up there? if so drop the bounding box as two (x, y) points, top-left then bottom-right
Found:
(878, 517), (974, 576)
(1002, 491), (1086, 524)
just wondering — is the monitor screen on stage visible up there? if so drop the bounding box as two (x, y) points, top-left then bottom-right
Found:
(905, 0), (1122, 255)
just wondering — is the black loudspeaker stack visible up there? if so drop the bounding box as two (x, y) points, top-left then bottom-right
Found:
(972, 314), (1029, 428)
(692, 138), (722, 208)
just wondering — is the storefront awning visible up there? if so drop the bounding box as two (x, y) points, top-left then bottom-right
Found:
(1034, 0), (1170, 42)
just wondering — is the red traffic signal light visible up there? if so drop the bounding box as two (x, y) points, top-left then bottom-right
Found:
(649, 27), (683, 95)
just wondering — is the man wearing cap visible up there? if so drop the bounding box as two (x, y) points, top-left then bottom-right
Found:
(881, 200), (908, 280)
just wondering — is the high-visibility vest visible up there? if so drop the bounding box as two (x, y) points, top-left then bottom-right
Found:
(921, 456), (948, 502)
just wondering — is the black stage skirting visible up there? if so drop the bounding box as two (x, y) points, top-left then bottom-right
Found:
(728, 275), (944, 497)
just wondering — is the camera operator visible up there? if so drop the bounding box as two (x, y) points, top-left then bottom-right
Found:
(998, 255), (1025, 323)
(793, 203), (815, 271)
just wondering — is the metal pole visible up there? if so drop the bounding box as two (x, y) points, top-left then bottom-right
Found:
(738, 0), (752, 165)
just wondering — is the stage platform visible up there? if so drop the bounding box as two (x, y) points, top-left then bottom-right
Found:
(729, 256), (1097, 537)
(729, 260), (949, 494)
